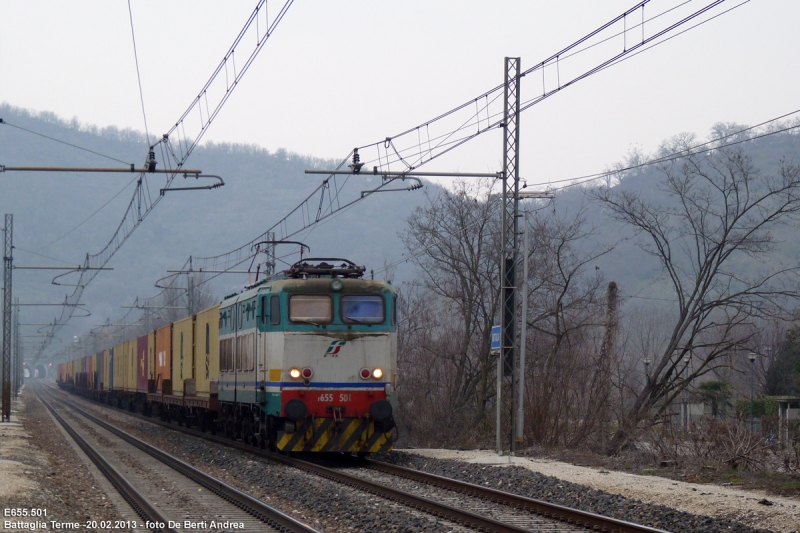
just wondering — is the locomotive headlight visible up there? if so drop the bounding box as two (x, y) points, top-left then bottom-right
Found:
(372, 367), (383, 379)
(289, 367), (301, 379)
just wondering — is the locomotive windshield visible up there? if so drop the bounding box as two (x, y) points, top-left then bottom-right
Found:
(342, 295), (385, 324)
(289, 295), (332, 324)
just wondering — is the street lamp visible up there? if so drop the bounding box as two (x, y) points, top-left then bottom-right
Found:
(683, 354), (690, 431)
(514, 190), (553, 452)
(747, 352), (757, 432)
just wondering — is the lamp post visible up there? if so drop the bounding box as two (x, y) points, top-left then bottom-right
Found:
(682, 354), (690, 431)
(513, 189), (553, 452)
(747, 352), (757, 432)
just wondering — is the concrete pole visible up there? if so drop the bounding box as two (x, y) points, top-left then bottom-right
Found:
(496, 353), (502, 455)
(13, 297), (19, 396)
(187, 256), (194, 317)
(748, 353), (757, 432)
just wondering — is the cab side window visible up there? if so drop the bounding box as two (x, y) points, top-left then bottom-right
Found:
(270, 295), (281, 325)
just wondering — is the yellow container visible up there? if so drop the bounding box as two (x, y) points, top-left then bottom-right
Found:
(89, 353), (100, 389)
(195, 305), (220, 397)
(102, 349), (111, 390)
(113, 340), (128, 391)
(172, 316), (194, 395)
(126, 338), (138, 392)
(111, 342), (121, 391)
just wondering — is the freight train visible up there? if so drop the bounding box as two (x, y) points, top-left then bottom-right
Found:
(58, 258), (398, 454)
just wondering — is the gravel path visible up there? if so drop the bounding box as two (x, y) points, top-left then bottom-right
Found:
(0, 387), (128, 532)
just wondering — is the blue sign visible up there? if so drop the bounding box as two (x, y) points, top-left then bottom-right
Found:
(491, 325), (501, 351)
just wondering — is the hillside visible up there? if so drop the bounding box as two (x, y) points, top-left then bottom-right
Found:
(558, 126), (800, 307)
(0, 104), (434, 358)
(3, 102), (800, 362)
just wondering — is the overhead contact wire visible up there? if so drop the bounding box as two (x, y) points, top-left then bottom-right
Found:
(545, 112), (800, 191)
(38, 176), (140, 251)
(0, 120), (132, 165)
(128, 0), (151, 147)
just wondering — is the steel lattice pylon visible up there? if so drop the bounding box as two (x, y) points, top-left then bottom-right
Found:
(497, 58), (520, 454)
(2, 214), (12, 421)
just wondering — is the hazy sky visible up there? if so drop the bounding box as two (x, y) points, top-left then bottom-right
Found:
(3, 0), (798, 189)
(3, 0), (799, 359)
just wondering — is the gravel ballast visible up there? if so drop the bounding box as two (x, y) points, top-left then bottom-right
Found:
(46, 386), (457, 533)
(9, 384), (798, 533)
(0, 388), (128, 532)
(379, 451), (798, 533)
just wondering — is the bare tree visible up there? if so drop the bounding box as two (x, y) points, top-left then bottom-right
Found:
(522, 206), (615, 448)
(594, 140), (800, 452)
(396, 285), (490, 447)
(398, 185), (622, 448)
(151, 272), (218, 327)
(398, 180), (501, 443)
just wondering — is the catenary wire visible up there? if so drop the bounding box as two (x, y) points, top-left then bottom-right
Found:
(37, 175), (140, 251)
(557, 0), (694, 64)
(547, 117), (800, 193)
(588, 0), (751, 79)
(0, 119), (133, 166)
(52, 1), (743, 359)
(163, 0), (740, 290)
(376, 113), (800, 277)
(127, 0), (151, 147)
(357, 0), (739, 169)
(63, 112), (798, 359)
(30, 1), (296, 362)
(14, 247), (78, 267)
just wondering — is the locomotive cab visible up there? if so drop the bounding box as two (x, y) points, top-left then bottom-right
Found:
(218, 258), (398, 453)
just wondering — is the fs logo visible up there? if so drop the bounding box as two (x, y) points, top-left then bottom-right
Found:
(324, 340), (346, 357)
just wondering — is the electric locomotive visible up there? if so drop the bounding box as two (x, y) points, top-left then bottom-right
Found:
(217, 258), (397, 453)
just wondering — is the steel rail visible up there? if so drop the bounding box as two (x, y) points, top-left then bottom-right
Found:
(31, 385), (175, 533)
(271, 454), (534, 533)
(40, 385), (322, 533)
(50, 383), (672, 533)
(365, 459), (671, 533)
(52, 386), (524, 531)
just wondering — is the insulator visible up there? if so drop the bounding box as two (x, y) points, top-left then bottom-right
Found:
(349, 147), (363, 174)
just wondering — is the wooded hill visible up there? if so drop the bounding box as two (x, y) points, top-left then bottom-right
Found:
(0, 103), (431, 358)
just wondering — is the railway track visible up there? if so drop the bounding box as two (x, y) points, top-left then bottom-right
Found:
(360, 459), (665, 533)
(45, 383), (671, 533)
(34, 383), (321, 533)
